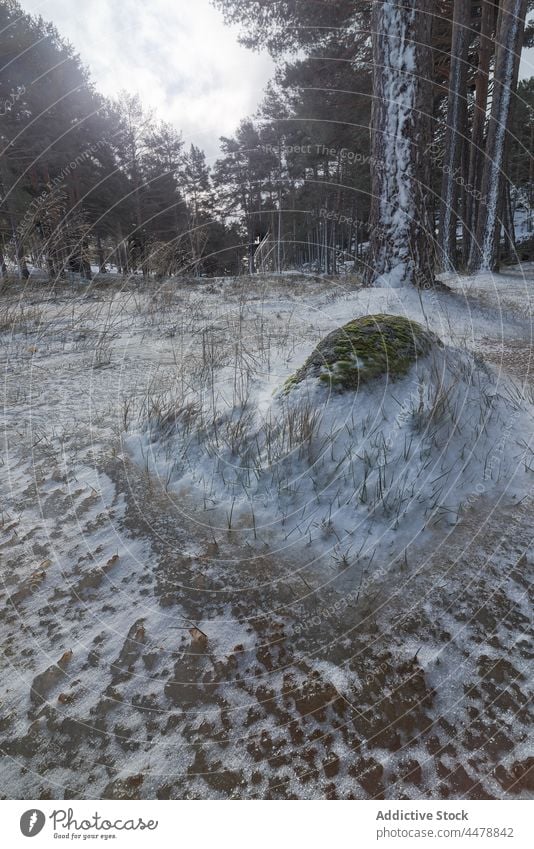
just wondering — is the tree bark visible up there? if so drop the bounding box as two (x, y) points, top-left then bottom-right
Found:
(438, 0), (471, 271)
(465, 0), (496, 267)
(364, 0), (435, 288)
(97, 232), (106, 273)
(0, 243), (7, 278)
(470, 0), (528, 271)
(501, 179), (516, 261)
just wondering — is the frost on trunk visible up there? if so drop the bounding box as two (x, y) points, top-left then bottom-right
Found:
(465, 0), (495, 267)
(438, 0), (471, 272)
(365, 0), (434, 288)
(471, 0), (528, 272)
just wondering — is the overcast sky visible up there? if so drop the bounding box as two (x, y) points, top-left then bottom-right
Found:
(20, 0), (275, 162)
(18, 1), (534, 163)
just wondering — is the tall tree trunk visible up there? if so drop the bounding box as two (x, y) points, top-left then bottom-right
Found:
(116, 225), (128, 274)
(465, 0), (496, 266)
(247, 225), (255, 275)
(364, 0), (435, 288)
(0, 162), (29, 279)
(13, 221), (29, 279)
(501, 180), (516, 261)
(324, 214), (329, 273)
(97, 232), (106, 273)
(438, 0), (471, 272)
(470, 0), (528, 271)
(0, 243), (7, 278)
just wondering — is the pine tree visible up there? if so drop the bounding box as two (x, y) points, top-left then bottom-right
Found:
(464, 1), (497, 266)
(113, 92), (154, 273)
(470, 0), (529, 271)
(364, 0), (435, 288)
(214, 121), (277, 273)
(181, 145), (213, 274)
(438, 0), (472, 271)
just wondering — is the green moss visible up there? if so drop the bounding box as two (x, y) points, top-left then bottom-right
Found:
(288, 314), (440, 392)
(283, 373), (300, 393)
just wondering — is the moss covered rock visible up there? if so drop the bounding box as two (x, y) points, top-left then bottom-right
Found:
(288, 314), (440, 392)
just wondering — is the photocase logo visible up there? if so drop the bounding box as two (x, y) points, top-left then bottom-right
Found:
(20, 810), (46, 837)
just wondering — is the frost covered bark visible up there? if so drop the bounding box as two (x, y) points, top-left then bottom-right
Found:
(470, 0), (528, 272)
(438, 0), (471, 272)
(364, 0), (434, 288)
(465, 0), (495, 267)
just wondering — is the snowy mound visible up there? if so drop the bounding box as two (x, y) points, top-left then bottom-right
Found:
(127, 318), (531, 561)
(288, 314), (440, 391)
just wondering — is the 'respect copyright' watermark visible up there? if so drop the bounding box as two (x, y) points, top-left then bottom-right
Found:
(260, 142), (377, 167)
(19, 807), (158, 839)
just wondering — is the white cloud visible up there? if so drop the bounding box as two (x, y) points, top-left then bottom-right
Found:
(20, 0), (275, 159)
(520, 46), (534, 81)
(18, 0), (534, 162)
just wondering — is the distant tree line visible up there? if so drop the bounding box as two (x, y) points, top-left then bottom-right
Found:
(1, 0), (533, 282)
(216, 0), (534, 280)
(0, 0), (244, 279)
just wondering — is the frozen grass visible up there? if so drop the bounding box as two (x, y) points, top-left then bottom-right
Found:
(1, 270), (533, 565)
(1, 269), (534, 800)
(121, 275), (534, 563)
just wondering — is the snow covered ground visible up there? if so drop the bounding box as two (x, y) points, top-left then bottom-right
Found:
(124, 273), (534, 577)
(0, 268), (533, 799)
